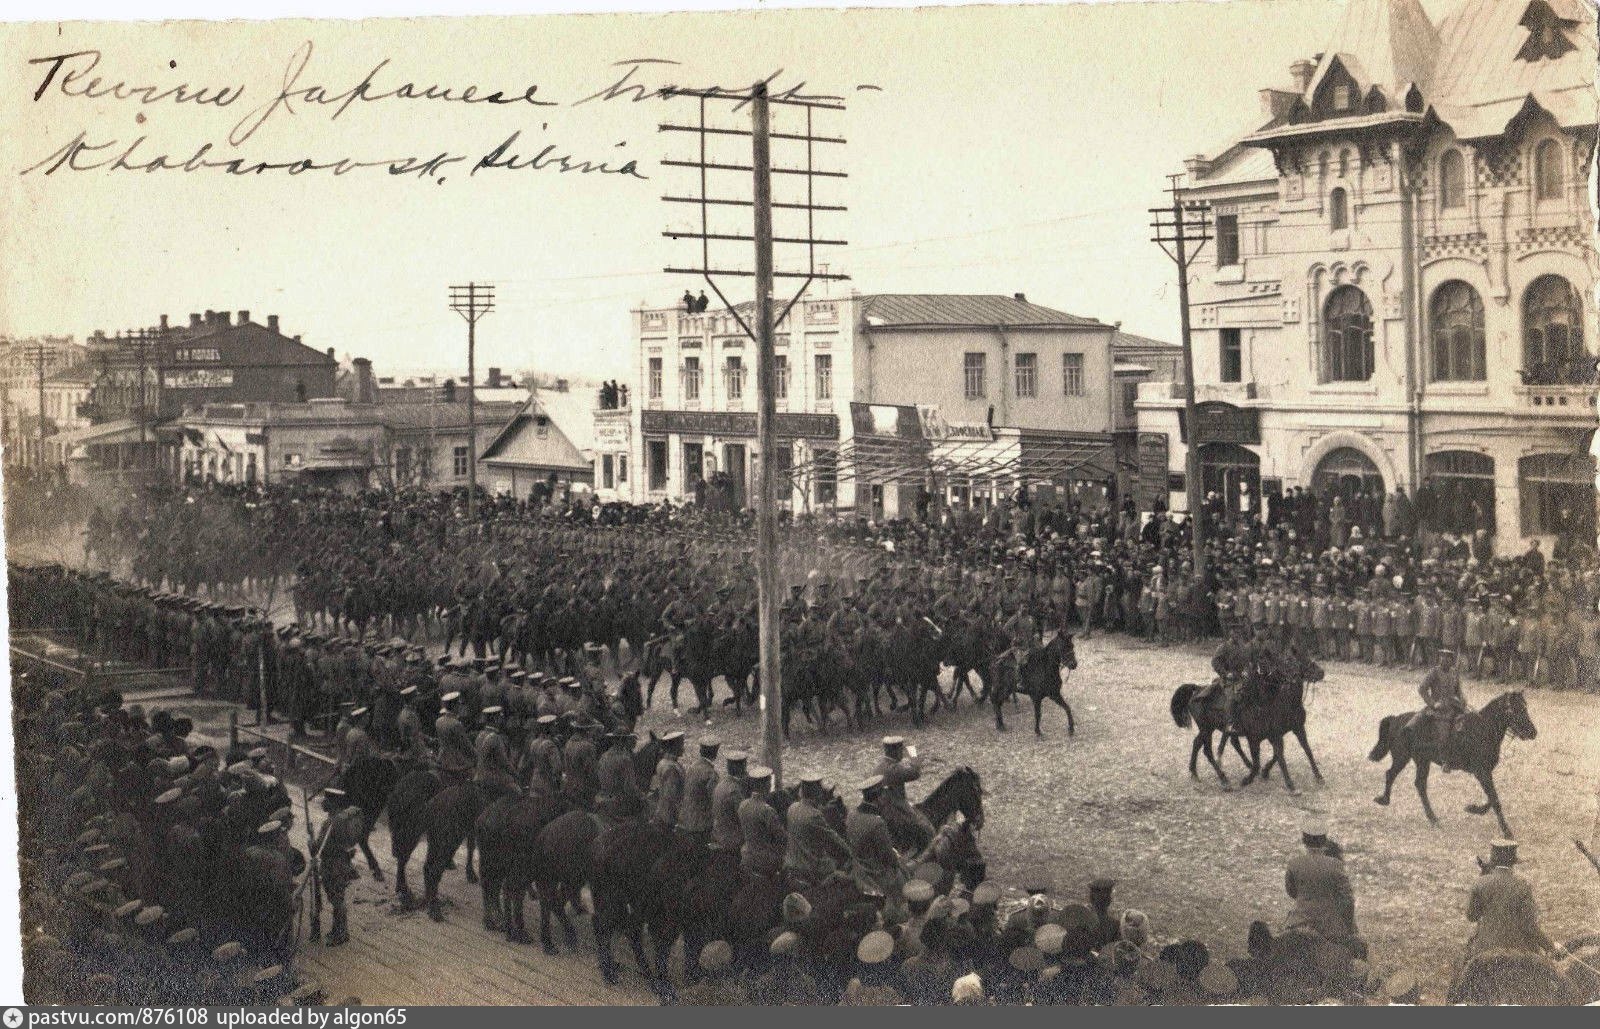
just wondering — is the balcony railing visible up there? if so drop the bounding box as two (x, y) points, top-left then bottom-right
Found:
(1518, 360), (1598, 387)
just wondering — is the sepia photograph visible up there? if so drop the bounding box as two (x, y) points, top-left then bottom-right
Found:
(1, 0), (1598, 1009)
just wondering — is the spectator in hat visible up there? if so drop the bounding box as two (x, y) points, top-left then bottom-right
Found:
(1283, 816), (1363, 959)
(1464, 840), (1560, 962)
(846, 776), (909, 921)
(784, 774), (851, 890)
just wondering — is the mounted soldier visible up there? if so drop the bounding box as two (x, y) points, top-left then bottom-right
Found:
(1408, 649), (1468, 770)
(595, 728), (645, 825)
(872, 736), (934, 849)
(434, 692), (477, 787)
(473, 706), (520, 800)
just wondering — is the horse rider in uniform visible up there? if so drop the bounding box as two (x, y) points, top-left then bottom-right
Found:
(650, 731), (687, 831)
(783, 774), (852, 891)
(340, 707), (377, 775)
(677, 736), (719, 850)
(1202, 627), (1251, 732)
(561, 716), (602, 809)
(594, 727), (646, 825)
(473, 706), (520, 800)
(312, 787), (368, 947)
(737, 765), (786, 881)
(522, 714), (563, 795)
(434, 692), (477, 787)
(395, 686), (430, 767)
(1283, 816), (1364, 959)
(846, 775), (909, 920)
(873, 736), (934, 846)
(710, 750), (749, 854)
(1410, 648), (1468, 770)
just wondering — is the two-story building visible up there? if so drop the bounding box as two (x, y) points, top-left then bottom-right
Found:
(1142, 0), (1597, 553)
(613, 291), (1139, 515)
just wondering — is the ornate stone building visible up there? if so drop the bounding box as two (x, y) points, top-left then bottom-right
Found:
(1141, 0), (1597, 553)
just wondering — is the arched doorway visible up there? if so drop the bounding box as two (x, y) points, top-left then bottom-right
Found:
(1199, 442), (1261, 519)
(1313, 446), (1383, 502)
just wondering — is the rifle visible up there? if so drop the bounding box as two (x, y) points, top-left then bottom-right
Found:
(303, 787), (322, 942)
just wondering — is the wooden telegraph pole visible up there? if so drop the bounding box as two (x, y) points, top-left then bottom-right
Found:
(449, 283), (495, 522)
(1151, 176), (1212, 583)
(661, 84), (848, 787)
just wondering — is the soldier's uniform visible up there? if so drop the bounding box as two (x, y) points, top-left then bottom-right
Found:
(676, 741), (718, 848)
(872, 739), (934, 847)
(314, 796), (368, 946)
(710, 755), (749, 853)
(594, 732), (644, 823)
(783, 780), (852, 889)
(560, 722), (600, 808)
(522, 717), (564, 794)
(649, 735), (686, 830)
(737, 781), (787, 880)
(434, 699), (477, 785)
(846, 777), (906, 913)
(473, 711), (520, 799)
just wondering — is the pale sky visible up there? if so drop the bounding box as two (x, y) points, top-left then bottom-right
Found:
(2, 0), (1467, 380)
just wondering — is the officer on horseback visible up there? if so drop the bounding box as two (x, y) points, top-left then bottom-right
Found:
(1410, 649), (1468, 771)
(650, 731), (687, 830)
(522, 714), (563, 794)
(434, 692), (476, 787)
(473, 706), (520, 800)
(595, 728), (645, 824)
(872, 736), (935, 848)
(1199, 627), (1250, 733)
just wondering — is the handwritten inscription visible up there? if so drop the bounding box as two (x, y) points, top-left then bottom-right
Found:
(20, 42), (876, 188)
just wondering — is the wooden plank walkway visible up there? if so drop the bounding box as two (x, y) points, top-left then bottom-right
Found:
(292, 820), (656, 1006)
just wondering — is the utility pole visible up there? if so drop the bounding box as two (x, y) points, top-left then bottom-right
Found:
(750, 85), (783, 783)
(1151, 174), (1212, 584)
(449, 283), (495, 522)
(33, 343), (47, 467)
(661, 84), (848, 788)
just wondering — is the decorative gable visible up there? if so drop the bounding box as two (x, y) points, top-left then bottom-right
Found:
(1311, 58), (1364, 120)
(1516, 0), (1578, 61)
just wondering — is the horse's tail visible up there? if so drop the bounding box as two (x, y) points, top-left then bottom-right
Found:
(1171, 684), (1198, 728)
(1368, 718), (1393, 763)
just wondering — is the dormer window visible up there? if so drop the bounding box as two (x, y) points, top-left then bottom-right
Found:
(1517, 1), (1577, 61)
(1333, 84), (1352, 111)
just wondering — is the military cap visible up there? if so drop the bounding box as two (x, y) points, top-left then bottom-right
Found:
(798, 772), (825, 789)
(323, 787), (347, 798)
(698, 940), (733, 972)
(212, 941), (243, 962)
(399, 685), (418, 697)
(782, 892), (812, 923)
(1300, 814), (1328, 847)
(509, 670), (528, 683)
(248, 747), (269, 760)
(134, 905), (165, 927)
(724, 750), (749, 767)
(154, 787), (183, 805)
(339, 701), (357, 712)
(745, 765), (773, 782)
(902, 879), (935, 905)
(769, 931), (800, 956)
(258, 821), (282, 835)
(167, 927), (198, 945)
(440, 691), (462, 704)
(536, 714), (558, 726)
(698, 735), (720, 752)
(350, 706), (369, 718)
(660, 730), (685, 745)
(558, 676), (580, 690)
(481, 705), (504, 717)
(857, 930), (895, 965)
(881, 735), (906, 748)
(856, 775), (885, 796)
(114, 899), (142, 919)
(1035, 923), (1067, 956)
(98, 857), (127, 873)
(226, 760), (254, 776)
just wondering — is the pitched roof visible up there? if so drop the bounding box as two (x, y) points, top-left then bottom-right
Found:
(377, 400), (523, 432)
(528, 387), (596, 454)
(45, 363), (93, 385)
(1111, 329), (1179, 352)
(857, 294), (1107, 330)
(157, 320), (336, 368)
(1426, 0), (1598, 137)
(478, 395), (590, 472)
(1306, 0), (1440, 101)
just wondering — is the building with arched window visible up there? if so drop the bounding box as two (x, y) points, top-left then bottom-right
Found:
(1140, 0), (1597, 556)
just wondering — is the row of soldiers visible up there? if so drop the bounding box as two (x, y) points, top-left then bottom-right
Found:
(1215, 573), (1600, 689)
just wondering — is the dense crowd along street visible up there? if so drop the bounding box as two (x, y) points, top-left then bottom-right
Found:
(8, 474), (1600, 1005)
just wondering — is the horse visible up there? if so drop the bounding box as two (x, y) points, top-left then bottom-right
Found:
(339, 755), (407, 881)
(474, 788), (568, 942)
(610, 672), (645, 733)
(883, 765), (985, 856)
(1172, 670), (1315, 793)
(384, 768), (448, 906)
(421, 781), (498, 922)
(1251, 654), (1327, 786)
(526, 735), (663, 958)
(988, 632), (1078, 735)
(1369, 690), (1537, 838)
(1240, 920), (1365, 1004)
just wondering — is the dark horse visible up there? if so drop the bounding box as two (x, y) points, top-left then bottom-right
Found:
(475, 788), (569, 943)
(339, 755), (408, 881)
(1172, 664), (1319, 794)
(883, 765), (985, 856)
(1369, 690), (1536, 838)
(988, 632), (1078, 735)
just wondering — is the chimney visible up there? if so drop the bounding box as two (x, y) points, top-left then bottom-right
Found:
(1259, 88), (1299, 120)
(160, 314), (169, 331)
(442, 379), (457, 403)
(218, 311), (231, 327)
(1290, 59), (1316, 93)
(1014, 293), (1027, 303)
(353, 357), (376, 405)
(1184, 153), (1214, 178)
(267, 314), (279, 333)
(237, 310), (250, 325)
(488, 366), (502, 388)
(190, 313), (202, 328)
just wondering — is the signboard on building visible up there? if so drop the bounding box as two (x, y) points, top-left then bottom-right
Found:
(1137, 432), (1169, 511)
(163, 368), (235, 389)
(641, 408), (838, 440)
(1178, 401), (1260, 445)
(594, 418), (631, 450)
(850, 402), (923, 441)
(917, 404), (993, 443)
